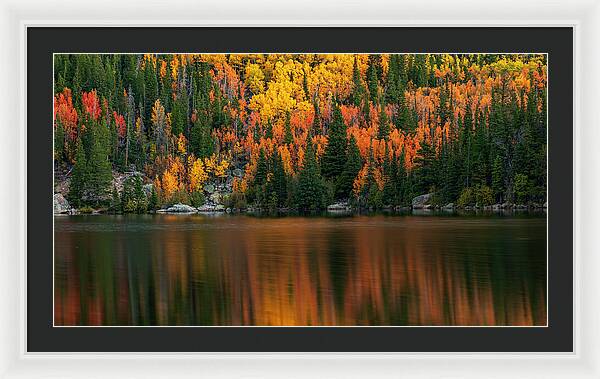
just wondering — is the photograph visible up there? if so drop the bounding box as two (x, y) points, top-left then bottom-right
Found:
(52, 53), (548, 327)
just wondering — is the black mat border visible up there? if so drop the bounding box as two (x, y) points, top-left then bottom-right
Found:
(27, 27), (573, 353)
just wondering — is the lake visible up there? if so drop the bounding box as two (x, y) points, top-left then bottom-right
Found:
(54, 213), (547, 326)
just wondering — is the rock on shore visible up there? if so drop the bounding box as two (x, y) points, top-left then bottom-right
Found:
(53, 193), (72, 214)
(157, 203), (197, 214)
(197, 204), (225, 213)
(327, 202), (351, 212)
(412, 193), (433, 209)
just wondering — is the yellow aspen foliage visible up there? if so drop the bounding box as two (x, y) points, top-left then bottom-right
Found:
(135, 117), (142, 135)
(188, 157), (208, 192)
(177, 133), (187, 155)
(214, 158), (230, 179)
(161, 169), (178, 200)
(203, 155), (218, 175)
(244, 63), (265, 95)
(159, 60), (167, 79)
(171, 55), (179, 81)
(151, 99), (166, 129)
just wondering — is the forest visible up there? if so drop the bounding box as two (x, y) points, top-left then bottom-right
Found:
(53, 53), (547, 213)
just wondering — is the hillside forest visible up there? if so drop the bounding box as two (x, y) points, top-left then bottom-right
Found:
(53, 53), (547, 212)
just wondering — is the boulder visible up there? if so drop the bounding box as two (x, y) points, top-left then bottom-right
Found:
(210, 192), (222, 204)
(327, 202), (351, 211)
(197, 204), (225, 213)
(442, 203), (454, 210)
(53, 193), (71, 214)
(54, 178), (70, 196)
(412, 193), (433, 209)
(203, 184), (215, 194)
(165, 203), (197, 213)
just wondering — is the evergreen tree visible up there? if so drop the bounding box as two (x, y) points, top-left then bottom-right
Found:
(366, 55), (380, 103)
(385, 54), (400, 104)
(321, 105), (347, 180)
(335, 135), (362, 199)
(190, 111), (213, 159)
(54, 121), (65, 163)
(351, 56), (365, 107)
(396, 149), (408, 205)
(86, 128), (113, 206)
(148, 186), (159, 211)
(303, 71), (310, 100)
(312, 101), (322, 135)
(110, 185), (121, 213)
(413, 137), (436, 194)
(171, 87), (188, 138)
(491, 154), (504, 203)
(271, 152), (288, 207)
(382, 153), (397, 206)
(283, 112), (293, 144)
(68, 139), (87, 207)
(377, 102), (390, 139)
(254, 149), (268, 187)
(143, 59), (158, 124)
(296, 142), (324, 211)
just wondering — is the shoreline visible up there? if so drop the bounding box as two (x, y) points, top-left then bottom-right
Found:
(54, 206), (548, 217)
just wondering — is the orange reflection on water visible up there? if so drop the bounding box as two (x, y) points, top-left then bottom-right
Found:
(54, 215), (547, 326)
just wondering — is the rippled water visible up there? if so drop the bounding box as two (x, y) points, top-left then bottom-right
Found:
(54, 213), (547, 326)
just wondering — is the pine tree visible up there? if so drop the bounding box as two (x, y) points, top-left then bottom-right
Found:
(86, 128), (113, 206)
(143, 59), (158, 124)
(149, 186), (159, 211)
(335, 135), (362, 199)
(296, 142), (324, 211)
(283, 112), (293, 144)
(385, 54), (400, 104)
(110, 185), (121, 213)
(366, 55), (379, 103)
(68, 139), (87, 207)
(382, 153), (397, 206)
(271, 151), (288, 206)
(254, 149), (268, 187)
(377, 102), (390, 139)
(321, 105), (347, 180)
(54, 121), (65, 163)
(396, 149), (408, 205)
(351, 56), (365, 107)
(303, 71), (310, 100)
(492, 155), (504, 203)
(312, 101), (321, 135)
(171, 87), (188, 138)
(413, 137), (436, 194)
(190, 110), (213, 159)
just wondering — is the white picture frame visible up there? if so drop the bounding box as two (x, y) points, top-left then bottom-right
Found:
(1, 0), (597, 377)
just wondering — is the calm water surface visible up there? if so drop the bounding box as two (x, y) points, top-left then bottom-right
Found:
(54, 213), (547, 326)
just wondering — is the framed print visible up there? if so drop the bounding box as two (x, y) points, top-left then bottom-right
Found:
(29, 26), (570, 353)
(1, 0), (598, 377)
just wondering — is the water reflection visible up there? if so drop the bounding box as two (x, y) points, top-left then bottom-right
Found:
(54, 214), (547, 326)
